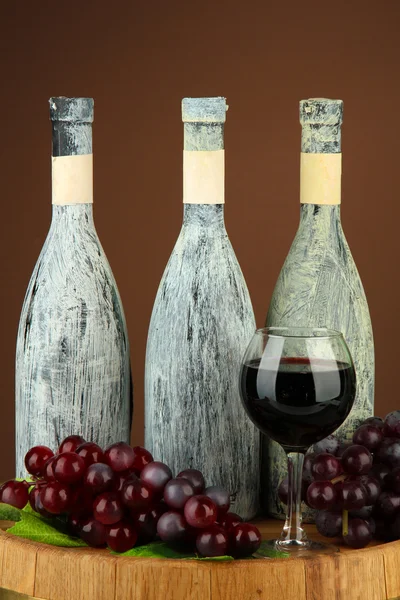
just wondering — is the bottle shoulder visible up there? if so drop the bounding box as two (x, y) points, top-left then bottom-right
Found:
(147, 230), (255, 337)
(154, 228), (251, 297)
(18, 223), (125, 321)
(268, 218), (373, 335)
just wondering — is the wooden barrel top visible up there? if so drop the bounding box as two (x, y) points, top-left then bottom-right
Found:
(0, 518), (399, 600)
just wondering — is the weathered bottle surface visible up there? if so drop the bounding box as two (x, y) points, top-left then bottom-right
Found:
(145, 97), (259, 520)
(264, 99), (374, 519)
(15, 97), (132, 477)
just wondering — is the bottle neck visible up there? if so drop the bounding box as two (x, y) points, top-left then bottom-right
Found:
(301, 123), (341, 154)
(299, 204), (342, 234)
(50, 203), (95, 226)
(182, 204), (225, 228)
(183, 122), (225, 206)
(51, 121), (93, 207)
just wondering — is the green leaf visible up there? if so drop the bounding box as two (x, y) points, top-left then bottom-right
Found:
(22, 502), (36, 515)
(6, 512), (87, 547)
(0, 503), (22, 522)
(255, 541), (290, 559)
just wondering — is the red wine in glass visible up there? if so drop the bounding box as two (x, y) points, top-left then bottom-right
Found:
(239, 327), (356, 556)
(241, 357), (356, 452)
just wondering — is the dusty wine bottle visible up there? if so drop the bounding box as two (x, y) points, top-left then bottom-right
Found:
(145, 97), (259, 520)
(264, 99), (374, 519)
(15, 97), (132, 477)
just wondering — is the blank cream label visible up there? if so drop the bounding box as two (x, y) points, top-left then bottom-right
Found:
(52, 154), (93, 205)
(300, 153), (342, 205)
(183, 150), (224, 204)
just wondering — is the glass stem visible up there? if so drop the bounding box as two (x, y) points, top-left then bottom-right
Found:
(280, 451), (308, 546)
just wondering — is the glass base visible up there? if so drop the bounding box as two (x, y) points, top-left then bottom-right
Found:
(254, 538), (340, 559)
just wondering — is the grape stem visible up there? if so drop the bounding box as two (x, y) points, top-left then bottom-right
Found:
(278, 452), (308, 550)
(331, 474), (347, 485)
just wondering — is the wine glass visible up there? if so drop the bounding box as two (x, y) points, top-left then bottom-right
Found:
(239, 326), (356, 556)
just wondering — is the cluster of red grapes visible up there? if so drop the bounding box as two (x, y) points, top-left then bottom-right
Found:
(0, 436), (261, 557)
(279, 411), (400, 548)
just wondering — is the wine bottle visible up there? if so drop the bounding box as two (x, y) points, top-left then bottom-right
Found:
(145, 97), (259, 520)
(15, 97), (132, 477)
(264, 98), (374, 519)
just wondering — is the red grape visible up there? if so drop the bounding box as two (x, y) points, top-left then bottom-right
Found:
(113, 470), (138, 493)
(219, 512), (243, 531)
(93, 492), (124, 525)
(204, 486), (230, 517)
(176, 469), (205, 494)
(307, 481), (337, 510)
(157, 511), (189, 543)
(383, 411), (400, 438)
(229, 523), (261, 557)
(53, 452), (86, 484)
(43, 457), (57, 482)
(375, 518), (395, 542)
(68, 513), (83, 536)
(40, 482), (71, 514)
(378, 439), (400, 468)
(140, 461), (172, 494)
(369, 463), (391, 487)
(184, 495), (217, 529)
(59, 435), (86, 454)
(278, 477), (288, 505)
(363, 416), (384, 430)
(69, 487), (93, 517)
(387, 467), (400, 493)
(104, 442), (135, 472)
(29, 486), (40, 512)
(131, 446), (154, 473)
(107, 520), (138, 552)
(375, 491), (400, 518)
(25, 446), (54, 477)
(358, 476), (381, 505)
(342, 445), (372, 475)
(35, 493), (53, 518)
(311, 453), (342, 481)
(196, 525), (228, 557)
(80, 517), (107, 547)
(313, 435), (339, 456)
(353, 425), (383, 451)
(0, 480), (29, 509)
(133, 504), (167, 543)
(302, 453), (316, 484)
(84, 463), (114, 494)
(315, 510), (342, 537)
(336, 442), (352, 458)
(134, 509), (159, 544)
(76, 442), (105, 467)
(121, 479), (153, 510)
(343, 518), (373, 548)
(151, 503), (169, 521)
(350, 505), (374, 519)
(366, 517), (376, 536)
(335, 480), (367, 511)
(164, 478), (195, 510)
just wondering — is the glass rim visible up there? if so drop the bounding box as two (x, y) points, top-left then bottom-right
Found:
(254, 326), (344, 340)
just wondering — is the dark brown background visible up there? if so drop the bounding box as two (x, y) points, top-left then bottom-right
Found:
(0, 1), (399, 481)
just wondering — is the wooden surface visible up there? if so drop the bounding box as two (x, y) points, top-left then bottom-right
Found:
(0, 519), (399, 600)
